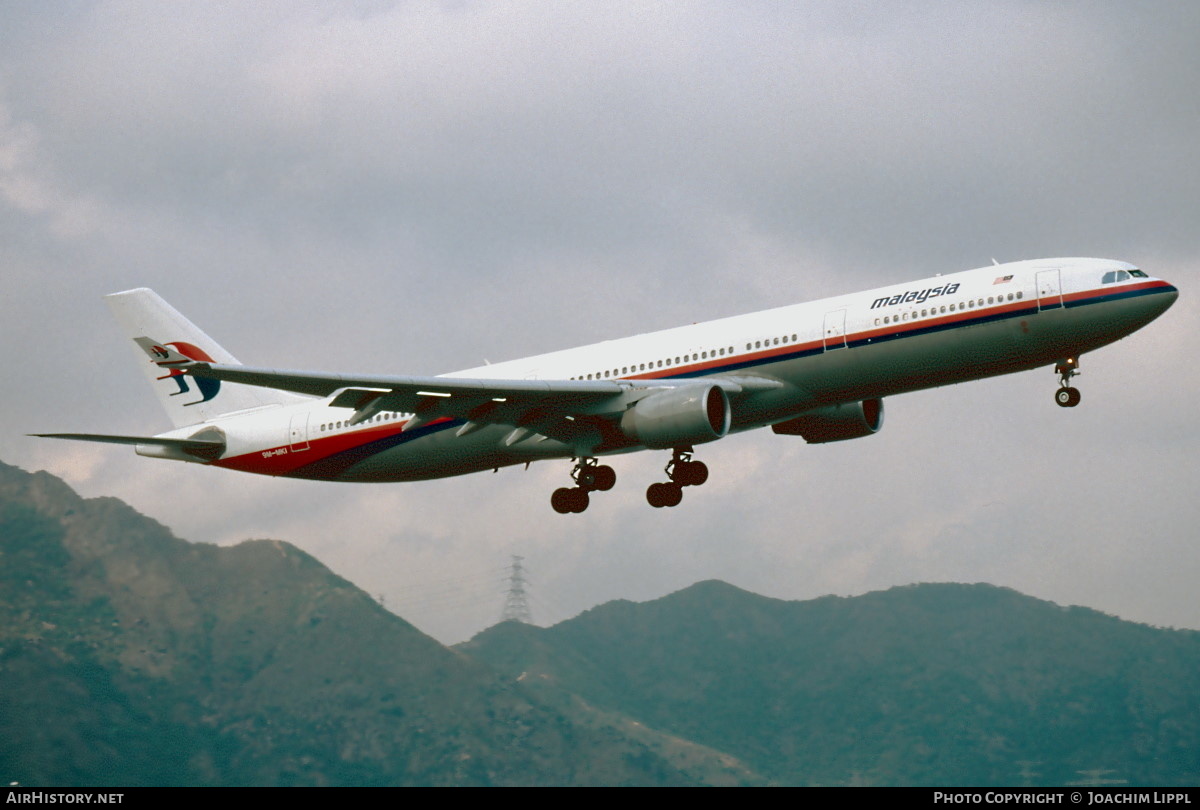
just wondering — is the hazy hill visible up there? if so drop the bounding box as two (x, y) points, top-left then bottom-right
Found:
(0, 460), (753, 786)
(461, 580), (1200, 786)
(6, 458), (1197, 787)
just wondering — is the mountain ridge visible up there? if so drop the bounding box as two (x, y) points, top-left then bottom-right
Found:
(0, 459), (755, 786)
(462, 577), (1200, 785)
(4, 458), (1197, 786)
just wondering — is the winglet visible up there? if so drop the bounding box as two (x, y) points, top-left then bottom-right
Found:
(133, 336), (200, 368)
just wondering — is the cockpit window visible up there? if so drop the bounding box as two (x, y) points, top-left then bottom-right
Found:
(1102, 270), (1132, 284)
(1129, 269), (1147, 278)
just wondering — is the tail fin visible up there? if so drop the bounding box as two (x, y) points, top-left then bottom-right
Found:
(106, 288), (305, 428)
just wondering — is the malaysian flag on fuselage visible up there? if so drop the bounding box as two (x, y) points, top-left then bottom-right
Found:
(993, 274), (1013, 284)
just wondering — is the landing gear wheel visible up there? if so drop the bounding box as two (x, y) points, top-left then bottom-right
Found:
(552, 487), (575, 514)
(675, 460), (708, 487)
(554, 459), (614, 512)
(552, 487), (590, 514)
(568, 488), (590, 512)
(1053, 358), (1081, 408)
(648, 448), (704, 507)
(647, 482), (667, 508)
(646, 482), (684, 508)
(665, 448), (708, 487)
(592, 465), (616, 492)
(1055, 387), (1081, 408)
(572, 460), (615, 491)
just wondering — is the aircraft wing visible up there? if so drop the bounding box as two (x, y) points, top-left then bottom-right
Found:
(189, 362), (628, 428)
(133, 337), (782, 444)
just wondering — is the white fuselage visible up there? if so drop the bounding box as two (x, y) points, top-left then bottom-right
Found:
(150, 257), (1176, 482)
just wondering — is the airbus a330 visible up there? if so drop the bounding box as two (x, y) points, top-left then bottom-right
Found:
(36, 257), (1177, 513)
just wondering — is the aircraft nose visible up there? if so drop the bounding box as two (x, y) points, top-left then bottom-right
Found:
(1159, 281), (1179, 310)
(1145, 279), (1179, 321)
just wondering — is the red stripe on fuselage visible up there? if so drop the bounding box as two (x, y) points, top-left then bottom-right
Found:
(1061, 278), (1169, 306)
(212, 416), (452, 476)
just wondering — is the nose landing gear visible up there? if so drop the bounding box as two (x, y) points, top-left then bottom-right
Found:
(1054, 357), (1081, 408)
(646, 447), (709, 508)
(551, 458), (616, 514)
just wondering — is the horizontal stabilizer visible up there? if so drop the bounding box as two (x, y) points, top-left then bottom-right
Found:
(31, 432), (225, 461)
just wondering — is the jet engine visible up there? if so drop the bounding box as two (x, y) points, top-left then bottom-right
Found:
(770, 398), (884, 443)
(620, 384), (730, 449)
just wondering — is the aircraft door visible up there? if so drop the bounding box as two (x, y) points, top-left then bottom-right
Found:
(1036, 269), (1063, 311)
(823, 309), (847, 350)
(288, 412), (310, 452)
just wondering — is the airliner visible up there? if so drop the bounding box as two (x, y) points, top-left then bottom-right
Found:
(36, 257), (1177, 513)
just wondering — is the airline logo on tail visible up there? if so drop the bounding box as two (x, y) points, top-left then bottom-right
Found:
(149, 340), (221, 406)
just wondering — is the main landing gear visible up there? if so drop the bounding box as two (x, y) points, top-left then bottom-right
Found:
(646, 447), (708, 509)
(1054, 357), (1082, 408)
(548, 450), (709, 513)
(551, 458), (616, 514)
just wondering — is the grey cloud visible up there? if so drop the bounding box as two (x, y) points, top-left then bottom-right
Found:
(1, 1), (1196, 643)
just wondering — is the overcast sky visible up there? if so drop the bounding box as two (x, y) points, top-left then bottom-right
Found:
(3, 1), (1197, 644)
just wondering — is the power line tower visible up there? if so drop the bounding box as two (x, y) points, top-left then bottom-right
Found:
(500, 555), (533, 624)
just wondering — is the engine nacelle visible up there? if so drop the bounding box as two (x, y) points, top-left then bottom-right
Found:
(620, 384), (730, 449)
(771, 398), (884, 444)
